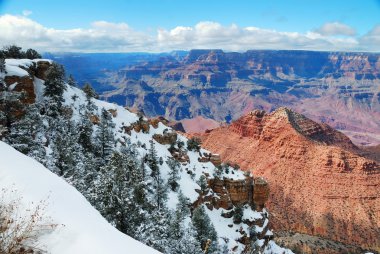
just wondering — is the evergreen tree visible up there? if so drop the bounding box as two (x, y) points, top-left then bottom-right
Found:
(2, 45), (24, 58)
(6, 103), (46, 163)
(82, 82), (98, 112)
(146, 140), (167, 209)
(25, 48), (41, 59)
(77, 104), (94, 153)
(0, 58), (6, 73)
(95, 108), (115, 163)
(67, 74), (77, 87)
(167, 157), (180, 191)
(233, 205), (244, 224)
(50, 119), (83, 178)
(197, 175), (208, 192)
(43, 63), (66, 117)
(93, 152), (131, 230)
(192, 205), (219, 253)
(138, 209), (170, 252)
(167, 209), (203, 254)
(147, 139), (159, 177)
(82, 82), (98, 100)
(152, 167), (167, 210)
(177, 190), (191, 219)
(0, 89), (25, 130)
(187, 137), (201, 152)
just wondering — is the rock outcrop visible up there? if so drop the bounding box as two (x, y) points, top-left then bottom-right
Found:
(194, 107), (380, 253)
(2, 60), (51, 104)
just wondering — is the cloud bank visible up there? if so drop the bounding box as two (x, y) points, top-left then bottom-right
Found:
(0, 14), (377, 52)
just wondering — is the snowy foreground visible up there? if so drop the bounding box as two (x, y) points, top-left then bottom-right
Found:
(0, 141), (160, 254)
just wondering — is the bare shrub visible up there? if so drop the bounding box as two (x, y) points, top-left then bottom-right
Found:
(0, 188), (57, 254)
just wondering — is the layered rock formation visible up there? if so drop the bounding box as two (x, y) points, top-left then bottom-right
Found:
(93, 49), (380, 146)
(193, 108), (380, 253)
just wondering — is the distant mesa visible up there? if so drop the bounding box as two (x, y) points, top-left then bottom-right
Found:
(85, 49), (380, 147)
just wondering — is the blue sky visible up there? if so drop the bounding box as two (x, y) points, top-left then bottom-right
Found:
(0, 0), (379, 52)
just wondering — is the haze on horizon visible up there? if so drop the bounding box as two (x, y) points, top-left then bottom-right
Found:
(0, 0), (379, 53)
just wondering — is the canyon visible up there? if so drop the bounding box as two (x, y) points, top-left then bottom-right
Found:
(65, 49), (380, 146)
(192, 108), (380, 253)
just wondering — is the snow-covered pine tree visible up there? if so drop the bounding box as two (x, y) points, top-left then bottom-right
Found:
(147, 140), (167, 209)
(177, 190), (191, 219)
(167, 157), (180, 191)
(82, 82), (98, 100)
(95, 108), (115, 163)
(1, 45), (24, 58)
(67, 74), (77, 87)
(147, 139), (159, 177)
(0, 89), (25, 130)
(138, 208), (170, 253)
(25, 48), (41, 59)
(192, 205), (219, 253)
(166, 207), (203, 254)
(6, 103), (46, 163)
(0, 58), (5, 73)
(77, 104), (94, 153)
(197, 175), (208, 192)
(43, 62), (66, 117)
(94, 152), (130, 231)
(50, 119), (83, 179)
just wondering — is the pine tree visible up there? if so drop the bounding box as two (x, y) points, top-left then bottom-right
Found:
(192, 205), (219, 253)
(138, 209), (170, 252)
(50, 119), (83, 178)
(152, 168), (167, 210)
(2, 45), (24, 58)
(177, 190), (191, 219)
(187, 137), (201, 152)
(0, 58), (6, 73)
(197, 175), (208, 192)
(43, 63), (66, 117)
(67, 74), (77, 87)
(146, 140), (167, 209)
(82, 82), (98, 100)
(77, 105), (94, 153)
(6, 103), (46, 163)
(95, 108), (115, 163)
(0, 89), (25, 130)
(167, 209), (203, 254)
(94, 152), (129, 231)
(233, 205), (244, 224)
(167, 157), (180, 191)
(147, 139), (159, 177)
(25, 48), (41, 59)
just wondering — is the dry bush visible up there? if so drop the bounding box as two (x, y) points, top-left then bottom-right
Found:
(0, 188), (57, 254)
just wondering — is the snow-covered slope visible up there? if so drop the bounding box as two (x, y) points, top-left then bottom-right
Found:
(0, 141), (160, 254)
(1, 59), (293, 254)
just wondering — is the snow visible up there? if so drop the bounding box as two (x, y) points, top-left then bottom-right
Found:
(0, 141), (160, 254)
(8, 82), (17, 91)
(3, 59), (51, 77)
(263, 241), (294, 254)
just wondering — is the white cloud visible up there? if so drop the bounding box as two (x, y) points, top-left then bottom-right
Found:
(359, 25), (380, 51)
(0, 14), (377, 52)
(158, 22), (360, 51)
(22, 10), (32, 17)
(314, 22), (356, 36)
(0, 15), (154, 52)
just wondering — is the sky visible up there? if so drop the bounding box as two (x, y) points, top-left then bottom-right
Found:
(0, 0), (379, 52)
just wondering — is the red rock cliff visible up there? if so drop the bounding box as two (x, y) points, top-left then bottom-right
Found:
(194, 107), (380, 252)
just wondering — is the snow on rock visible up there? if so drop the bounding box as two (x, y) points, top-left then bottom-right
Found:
(0, 141), (160, 254)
